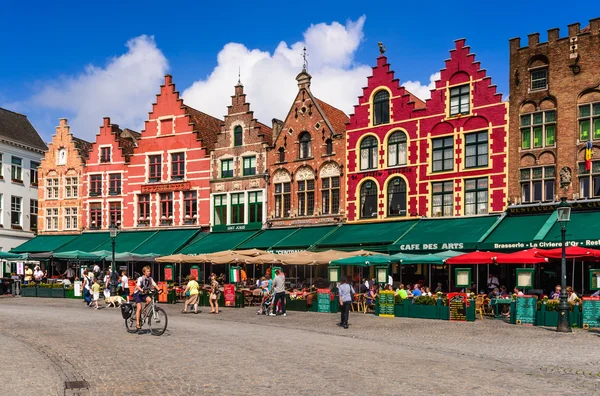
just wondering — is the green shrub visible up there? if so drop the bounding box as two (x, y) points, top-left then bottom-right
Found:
(413, 296), (436, 306)
(394, 294), (403, 304)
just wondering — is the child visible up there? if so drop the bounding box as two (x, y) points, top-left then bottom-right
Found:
(91, 279), (101, 309)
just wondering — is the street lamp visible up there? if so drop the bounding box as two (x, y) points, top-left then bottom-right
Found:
(556, 197), (571, 333)
(109, 222), (119, 274)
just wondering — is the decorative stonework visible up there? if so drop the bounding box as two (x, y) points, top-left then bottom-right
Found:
(272, 169), (291, 183)
(296, 166), (315, 181)
(215, 183), (225, 192)
(320, 162), (340, 178)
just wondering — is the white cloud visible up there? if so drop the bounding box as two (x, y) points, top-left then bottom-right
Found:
(31, 35), (168, 140)
(182, 16), (371, 124)
(403, 72), (440, 101)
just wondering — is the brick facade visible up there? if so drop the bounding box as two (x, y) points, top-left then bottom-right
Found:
(346, 40), (508, 222)
(508, 18), (600, 203)
(266, 68), (349, 227)
(209, 83), (276, 231)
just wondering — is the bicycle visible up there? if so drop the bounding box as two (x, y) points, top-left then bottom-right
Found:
(123, 289), (168, 336)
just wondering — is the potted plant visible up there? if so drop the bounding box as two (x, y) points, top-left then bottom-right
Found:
(21, 283), (37, 297)
(410, 296), (439, 319)
(50, 283), (65, 298)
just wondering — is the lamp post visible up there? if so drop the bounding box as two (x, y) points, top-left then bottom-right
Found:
(556, 197), (572, 333)
(109, 223), (119, 274)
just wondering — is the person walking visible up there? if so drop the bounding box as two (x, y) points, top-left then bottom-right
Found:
(120, 270), (129, 301)
(182, 275), (200, 314)
(91, 279), (101, 309)
(82, 270), (93, 307)
(338, 276), (355, 329)
(209, 274), (220, 314)
(103, 270), (111, 299)
(269, 269), (286, 317)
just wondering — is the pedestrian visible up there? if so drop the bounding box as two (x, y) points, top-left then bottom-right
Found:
(269, 269), (286, 317)
(109, 267), (119, 295)
(338, 276), (355, 329)
(120, 270), (129, 301)
(91, 279), (101, 309)
(63, 266), (75, 282)
(103, 270), (111, 299)
(93, 263), (101, 281)
(33, 266), (44, 284)
(24, 265), (33, 285)
(182, 274), (200, 314)
(209, 274), (220, 314)
(82, 270), (92, 307)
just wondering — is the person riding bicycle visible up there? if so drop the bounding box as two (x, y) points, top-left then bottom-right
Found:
(133, 266), (158, 332)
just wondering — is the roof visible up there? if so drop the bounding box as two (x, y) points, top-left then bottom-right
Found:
(118, 128), (140, 160)
(255, 121), (273, 143)
(184, 105), (223, 152)
(72, 137), (93, 160)
(314, 98), (349, 134)
(406, 91), (426, 109)
(0, 107), (47, 151)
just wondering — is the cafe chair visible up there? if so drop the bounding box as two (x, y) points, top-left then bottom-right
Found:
(474, 295), (485, 320)
(363, 296), (375, 314)
(352, 293), (364, 312)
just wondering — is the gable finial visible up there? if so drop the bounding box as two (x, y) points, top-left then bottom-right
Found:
(378, 42), (386, 55)
(238, 66), (241, 85)
(302, 46), (308, 71)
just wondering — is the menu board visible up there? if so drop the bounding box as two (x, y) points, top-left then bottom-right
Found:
(224, 284), (236, 307)
(190, 266), (200, 281)
(74, 281), (82, 297)
(164, 265), (173, 281)
(317, 288), (331, 313)
(379, 291), (395, 317)
(448, 292), (467, 321)
(582, 297), (600, 329)
(515, 296), (537, 325)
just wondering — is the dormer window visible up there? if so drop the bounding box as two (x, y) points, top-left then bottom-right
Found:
(530, 68), (548, 91)
(100, 147), (111, 163)
(449, 84), (470, 116)
(373, 90), (390, 125)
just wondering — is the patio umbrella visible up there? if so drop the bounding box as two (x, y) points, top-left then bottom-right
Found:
(114, 252), (158, 262)
(446, 251), (507, 265)
(494, 249), (548, 264)
(535, 246), (600, 260)
(233, 248), (268, 257)
(245, 253), (282, 265)
(0, 251), (24, 259)
(330, 254), (397, 267)
(210, 254), (249, 265)
(155, 254), (209, 264)
(278, 252), (317, 265)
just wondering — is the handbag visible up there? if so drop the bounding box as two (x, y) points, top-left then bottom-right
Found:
(185, 290), (190, 297)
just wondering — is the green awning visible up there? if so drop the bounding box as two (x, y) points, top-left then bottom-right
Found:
(11, 235), (78, 253)
(543, 211), (600, 247)
(330, 254), (397, 267)
(271, 226), (339, 250)
(389, 215), (499, 253)
(478, 213), (552, 250)
(53, 250), (104, 261)
(93, 230), (157, 253)
(54, 232), (110, 253)
(316, 220), (419, 252)
(178, 230), (259, 254)
(237, 228), (299, 250)
(133, 229), (200, 255)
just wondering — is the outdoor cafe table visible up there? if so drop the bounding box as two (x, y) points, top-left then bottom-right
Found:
(490, 298), (512, 317)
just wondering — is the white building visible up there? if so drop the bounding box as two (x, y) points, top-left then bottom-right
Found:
(0, 108), (47, 251)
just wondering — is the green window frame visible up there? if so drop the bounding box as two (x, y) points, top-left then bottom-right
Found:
(449, 84), (470, 116)
(243, 156), (256, 176)
(213, 195), (227, 226)
(578, 102), (600, 141)
(520, 110), (556, 149)
(464, 131), (488, 168)
(221, 159), (233, 178)
(248, 191), (263, 223)
(431, 181), (453, 217)
(230, 193), (244, 224)
(530, 68), (547, 91)
(432, 137), (454, 172)
(233, 126), (243, 146)
(464, 178), (488, 215)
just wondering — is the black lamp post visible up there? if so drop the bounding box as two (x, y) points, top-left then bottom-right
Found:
(109, 223), (119, 274)
(556, 197), (572, 333)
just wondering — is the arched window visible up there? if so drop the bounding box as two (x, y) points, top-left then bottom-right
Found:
(325, 138), (333, 155)
(373, 90), (390, 125)
(278, 147), (285, 163)
(360, 136), (378, 170)
(299, 132), (312, 159)
(360, 181), (378, 219)
(233, 126), (243, 146)
(388, 131), (407, 167)
(387, 178), (407, 217)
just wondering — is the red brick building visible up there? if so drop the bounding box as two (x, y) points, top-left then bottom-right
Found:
(266, 68), (349, 227)
(346, 40), (508, 222)
(210, 82), (277, 231)
(508, 18), (600, 203)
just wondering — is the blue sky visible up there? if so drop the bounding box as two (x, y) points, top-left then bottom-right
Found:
(0, 0), (594, 141)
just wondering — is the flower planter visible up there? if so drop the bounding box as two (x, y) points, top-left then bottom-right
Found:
(393, 302), (406, 317)
(286, 298), (308, 312)
(21, 287), (37, 297)
(50, 288), (65, 298)
(37, 288), (52, 298)
(65, 289), (74, 299)
(409, 303), (439, 319)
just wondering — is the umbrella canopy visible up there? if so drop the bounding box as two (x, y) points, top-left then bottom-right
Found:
(535, 246), (600, 260)
(114, 252), (158, 262)
(245, 253), (283, 265)
(0, 251), (24, 259)
(446, 251), (507, 265)
(392, 250), (464, 265)
(52, 250), (104, 261)
(210, 254), (250, 265)
(494, 249), (548, 264)
(330, 254), (397, 267)
(233, 248), (268, 257)
(155, 254), (209, 264)
(278, 252), (317, 265)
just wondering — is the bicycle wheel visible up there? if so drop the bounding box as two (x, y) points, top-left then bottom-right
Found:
(148, 306), (168, 336)
(125, 308), (138, 334)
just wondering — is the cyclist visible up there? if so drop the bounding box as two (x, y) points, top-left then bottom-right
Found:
(133, 266), (158, 331)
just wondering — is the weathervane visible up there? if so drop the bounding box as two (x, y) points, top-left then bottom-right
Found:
(238, 66), (241, 85)
(302, 46), (308, 71)
(378, 42), (386, 55)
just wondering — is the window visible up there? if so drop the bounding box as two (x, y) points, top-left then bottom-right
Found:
(360, 181), (378, 218)
(432, 137), (454, 172)
(431, 181), (454, 217)
(464, 178), (488, 215)
(297, 179), (315, 216)
(322, 177), (340, 215)
(46, 178), (59, 199)
(388, 132), (407, 167)
(30, 161), (39, 186)
(387, 178), (407, 217)
(11, 157), (22, 182)
(65, 207), (78, 230)
(521, 110), (556, 149)
(30, 199), (38, 231)
(325, 139), (333, 155)
(464, 131), (488, 168)
(148, 155), (162, 182)
(360, 136), (378, 170)
(234, 126), (243, 146)
(231, 193), (245, 224)
(65, 177), (78, 198)
(578, 161), (600, 199)
(108, 174), (121, 195)
(109, 202), (121, 226)
(11, 196), (21, 226)
(578, 102), (600, 141)
(160, 193), (173, 222)
(90, 175), (102, 196)
(138, 194), (150, 222)
(183, 191), (197, 222)
(248, 191), (263, 223)
(100, 147), (111, 163)
(521, 166), (555, 203)
(278, 147), (285, 163)
(243, 156), (256, 176)
(299, 132), (312, 159)
(449, 84), (470, 116)
(0, 153), (3, 178)
(530, 68), (548, 91)
(221, 159), (233, 178)
(171, 152), (185, 180)
(214, 195), (227, 225)
(89, 203), (102, 228)
(46, 208), (59, 231)
(373, 90), (390, 125)
(274, 182), (291, 218)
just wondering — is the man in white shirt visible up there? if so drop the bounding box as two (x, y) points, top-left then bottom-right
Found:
(487, 274), (499, 291)
(33, 267), (44, 283)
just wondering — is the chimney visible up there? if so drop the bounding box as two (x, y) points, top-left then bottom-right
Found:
(103, 117), (111, 127)
(164, 74), (173, 85)
(547, 28), (560, 42)
(568, 22), (580, 36)
(590, 17), (600, 34)
(528, 33), (540, 47)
